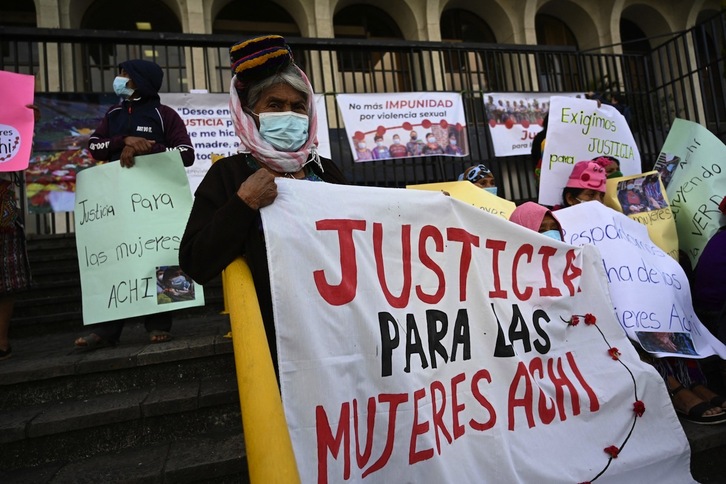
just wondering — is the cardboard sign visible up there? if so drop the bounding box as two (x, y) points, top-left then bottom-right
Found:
(74, 151), (204, 324)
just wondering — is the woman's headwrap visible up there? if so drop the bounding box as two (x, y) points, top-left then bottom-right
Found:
(228, 35), (320, 173)
(458, 164), (492, 183)
(509, 201), (564, 239)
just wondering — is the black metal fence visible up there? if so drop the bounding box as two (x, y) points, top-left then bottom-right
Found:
(1, 12), (725, 235)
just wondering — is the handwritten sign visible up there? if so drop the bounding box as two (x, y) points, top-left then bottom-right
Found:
(556, 201), (726, 359)
(604, 171), (679, 259)
(74, 151), (204, 324)
(539, 96), (641, 207)
(336, 92), (467, 162)
(657, 118), (726, 268)
(261, 181), (693, 483)
(0, 70), (35, 171)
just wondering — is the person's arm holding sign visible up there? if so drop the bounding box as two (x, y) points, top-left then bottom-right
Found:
(87, 60), (195, 168)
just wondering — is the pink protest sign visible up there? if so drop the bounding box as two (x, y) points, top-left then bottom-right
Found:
(0, 70), (35, 171)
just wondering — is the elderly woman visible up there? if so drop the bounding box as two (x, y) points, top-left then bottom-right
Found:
(179, 35), (346, 363)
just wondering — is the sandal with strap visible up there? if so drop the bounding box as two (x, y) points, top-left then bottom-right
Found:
(670, 384), (726, 425)
(149, 330), (173, 344)
(690, 383), (726, 408)
(74, 333), (116, 351)
(0, 345), (12, 361)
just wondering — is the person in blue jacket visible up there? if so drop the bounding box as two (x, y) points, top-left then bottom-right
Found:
(75, 59), (195, 349)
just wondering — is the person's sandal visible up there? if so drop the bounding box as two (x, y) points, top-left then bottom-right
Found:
(690, 383), (726, 409)
(670, 384), (726, 425)
(74, 333), (116, 351)
(0, 345), (12, 361)
(149, 330), (173, 344)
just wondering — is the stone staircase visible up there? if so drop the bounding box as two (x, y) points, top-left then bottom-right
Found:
(1, 234), (247, 483)
(2, 234), (726, 483)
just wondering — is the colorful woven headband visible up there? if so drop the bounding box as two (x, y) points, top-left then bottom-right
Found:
(230, 35), (293, 83)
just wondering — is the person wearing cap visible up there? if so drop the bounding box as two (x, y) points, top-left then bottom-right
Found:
(509, 202), (564, 242)
(178, 35), (347, 368)
(560, 160), (607, 208)
(458, 163), (497, 196)
(75, 59), (195, 350)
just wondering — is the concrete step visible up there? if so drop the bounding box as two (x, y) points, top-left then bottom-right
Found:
(0, 314), (247, 481)
(0, 431), (247, 484)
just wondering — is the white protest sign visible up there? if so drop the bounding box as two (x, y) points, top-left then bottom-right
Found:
(74, 151), (204, 324)
(161, 93), (331, 194)
(261, 181), (693, 484)
(657, 118), (726, 268)
(539, 96), (641, 207)
(483, 92), (583, 157)
(336, 92), (468, 162)
(556, 202), (726, 358)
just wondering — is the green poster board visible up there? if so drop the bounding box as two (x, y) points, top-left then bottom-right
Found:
(75, 151), (204, 325)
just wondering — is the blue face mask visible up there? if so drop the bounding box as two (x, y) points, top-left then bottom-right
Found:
(256, 111), (309, 152)
(113, 76), (134, 98)
(484, 186), (498, 196)
(541, 229), (562, 241)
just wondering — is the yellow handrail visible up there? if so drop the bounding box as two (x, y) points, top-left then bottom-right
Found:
(222, 257), (300, 484)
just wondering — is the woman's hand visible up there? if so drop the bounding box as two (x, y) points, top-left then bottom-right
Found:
(237, 169), (278, 210)
(124, 136), (154, 153)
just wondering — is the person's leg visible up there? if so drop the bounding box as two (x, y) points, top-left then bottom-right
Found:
(0, 295), (15, 358)
(144, 312), (172, 343)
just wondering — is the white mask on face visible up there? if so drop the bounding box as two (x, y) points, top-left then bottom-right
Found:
(541, 229), (562, 241)
(254, 111), (309, 152)
(358, 142), (366, 149)
(113, 76), (134, 98)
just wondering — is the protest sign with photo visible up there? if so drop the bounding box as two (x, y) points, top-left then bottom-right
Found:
(604, 171), (678, 259)
(74, 151), (204, 325)
(483, 92), (583, 157)
(0, 70), (36, 172)
(336, 92), (467, 162)
(539, 96), (641, 207)
(261, 180), (694, 483)
(556, 202), (726, 359)
(655, 118), (726, 268)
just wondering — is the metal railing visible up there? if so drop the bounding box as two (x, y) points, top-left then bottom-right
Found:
(2, 14), (725, 235)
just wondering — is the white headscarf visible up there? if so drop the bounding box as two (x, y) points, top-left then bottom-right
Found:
(229, 64), (321, 173)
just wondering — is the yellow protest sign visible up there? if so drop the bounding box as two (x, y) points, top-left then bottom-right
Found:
(407, 180), (516, 219)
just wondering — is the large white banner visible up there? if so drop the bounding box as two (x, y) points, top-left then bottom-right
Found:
(656, 118), (726, 268)
(556, 202), (726, 359)
(539, 96), (641, 207)
(161, 93), (331, 194)
(261, 181), (693, 484)
(336, 92), (468, 162)
(483, 92), (583, 157)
